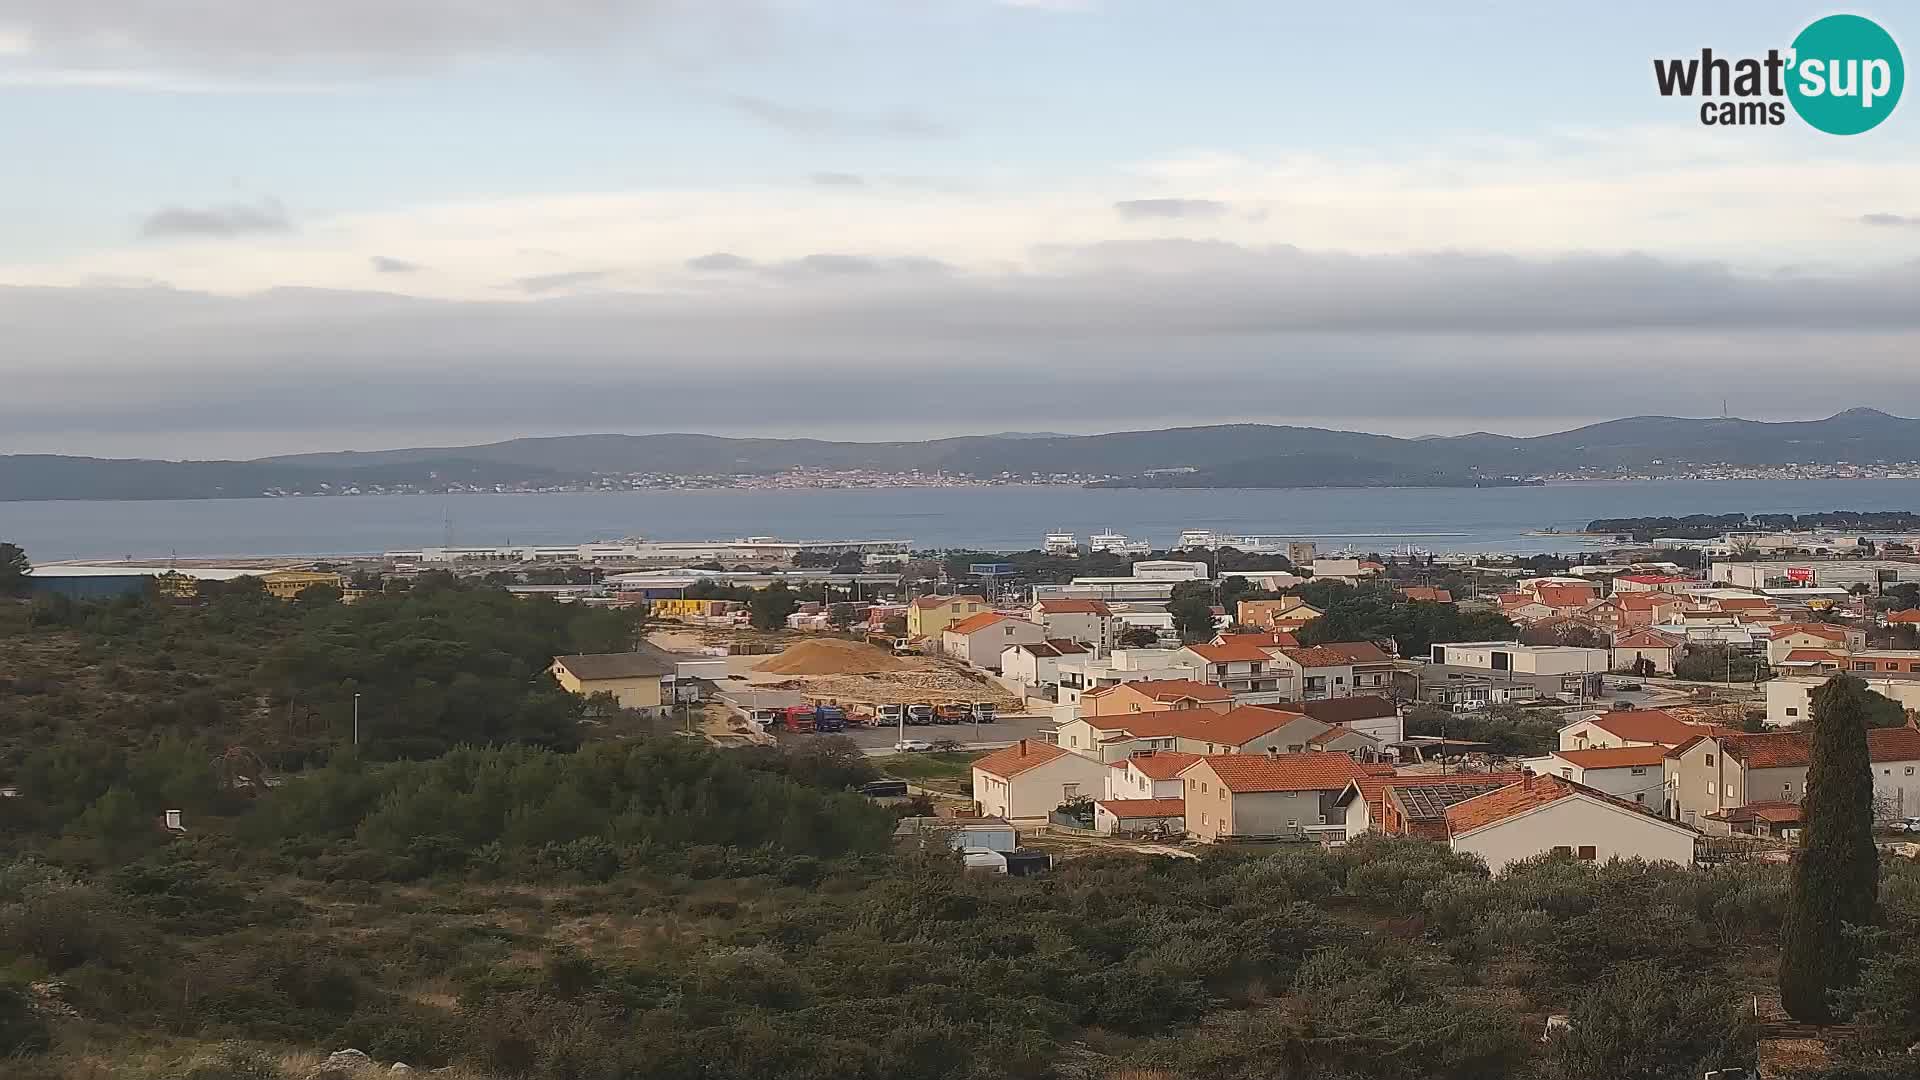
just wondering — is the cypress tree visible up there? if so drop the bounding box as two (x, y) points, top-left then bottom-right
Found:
(1778, 673), (1880, 1023)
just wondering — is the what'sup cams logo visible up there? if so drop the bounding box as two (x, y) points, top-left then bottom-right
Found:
(1654, 13), (1903, 133)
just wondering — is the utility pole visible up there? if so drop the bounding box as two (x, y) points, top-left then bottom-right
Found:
(352, 693), (361, 748)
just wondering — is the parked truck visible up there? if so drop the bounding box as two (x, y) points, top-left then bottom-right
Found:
(814, 705), (848, 732)
(906, 703), (936, 726)
(781, 705), (818, 733)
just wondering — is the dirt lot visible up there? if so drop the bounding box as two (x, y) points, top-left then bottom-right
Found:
(652, 628), (1021, 711)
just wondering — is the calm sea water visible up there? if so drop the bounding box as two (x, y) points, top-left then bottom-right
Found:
(8, 479), (1920, 563)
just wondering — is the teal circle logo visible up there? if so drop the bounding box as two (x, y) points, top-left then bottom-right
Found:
(1787, 14), (1903, 134)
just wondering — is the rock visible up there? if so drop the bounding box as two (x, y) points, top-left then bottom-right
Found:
(391, 1065), (412, 1074)
(303, 1049), (376, 1079)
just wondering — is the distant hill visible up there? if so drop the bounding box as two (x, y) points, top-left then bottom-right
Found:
(7, 409), (1920, 500)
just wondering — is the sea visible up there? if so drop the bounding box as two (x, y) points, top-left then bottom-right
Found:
(8, 478), (1920, 563)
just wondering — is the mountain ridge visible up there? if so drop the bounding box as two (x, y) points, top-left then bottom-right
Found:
(5, 409), (1918, 500)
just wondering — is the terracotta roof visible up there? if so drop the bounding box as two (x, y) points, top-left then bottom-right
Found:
(1098, 705), (1315, 747)
(1084, 678), (1232, 704)
(946, 611), (1013, 635)
(1613, 630), (1681, 649)
(1095, 797), (1188, 819)
(1551, 745), (1670, 770)
(1036, 599), (1113, 615)
(1533, 585), (1599, 608)
(1676, 726), (1920, 770)
(1889, 609), (1920, 624)
(1281, 642), (1393, 668)
(1124, 750), (1202, 779)
(1186, 640), (1282, 663)
(1781, 649), (1845, 663)
(1217, 631), (1301, 649)
(913, 593), (983, 609)
(1444, 773), (1673, 835)
(1296, 695), (1398, 725)
(1341, 771), (1526, 833)
(1399, 587), (1454, 603)
(1307, 724), (1379, 747)
(553, 650), (676, 680)
(1704, 800), (1802, 825)
(972, 739), (1071, 779)
(1715, 597), (1774, 611)
(1315, 641), (1395, 663)
(1772, 622), (1848, 640)
(1615, 593), (1680, 611)
(1581, 709), (1729, 747)
(1189, 752), (1365, 793)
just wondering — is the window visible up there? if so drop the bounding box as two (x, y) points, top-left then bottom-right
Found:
(1552, 845), (1572, 855)
(1907, 767), (1915, 776)
(1634, 793), (1645, 803)
(1286, 819), (1297, 829)
(1069, 735), (1078, 747)
(1063, 784), (1079, 798)
(1318, 814), (1328, 824)
(1783, 783), (1793, 795)
(1705, 754), (1714, 766)
(1218, 789), (1225, 802)
(1630, 766), (1647, 775)
(1706, 781), (1716, 795)
(1577, 846), (1597, 861)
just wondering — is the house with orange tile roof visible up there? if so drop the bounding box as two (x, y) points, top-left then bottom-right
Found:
(1059, 704), (1330, 761)
(1335, 771), (1528, 840)
(1529, 744), (1670, 807)
(1889, 609), (1920, 626)
(1398, 586), (1454, 604)
(1092, 797), (1188, 837)
(1236, 597), (1323, 631)
(1767, 622), (1864, 664)
(1664, 723), (1920, 825)
(941, 612), (1045, 671)
(1030, 598), (1118, 651)
(1080, 678), (1233, 719)
(1177, 638), (1295, 702)
(1443, 773), (1699, 874)
(1179, 753), (1367, 842)
(906, 593), (988, 640)
(1103, 749), (1202, 800)
(1583, 591), (1688, 634)
(971, 739), (1114, 820)
(1272, 641), (1398, 699)
(1557, 708), (1736, 753)
(1610, 629), (1684, 675)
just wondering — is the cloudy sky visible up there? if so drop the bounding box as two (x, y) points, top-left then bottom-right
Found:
(2, 0), (1919, 458)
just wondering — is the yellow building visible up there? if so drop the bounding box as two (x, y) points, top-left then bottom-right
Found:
(650, 598), (741, 619)
(261, 570), (345, 600)
(906, 593), (989, 640)
(550, 650), (678, 715)
(153, 571), (202, 598)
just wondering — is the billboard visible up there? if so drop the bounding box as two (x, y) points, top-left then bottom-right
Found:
(969, 562), (1017, 577)
(1786, 567), (1814, 583)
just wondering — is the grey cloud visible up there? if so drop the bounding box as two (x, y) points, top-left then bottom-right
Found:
(725, 94), (947, 138)
(1862, 213), (1920, 227)
(139, 198), (291, 238)
(808, 171), (867, 187)
(370, 255), (422, 273)
(513, 269), (611, 293)
(686, 252), (756, 272)
(7, 246), (1920, 455)
(1115, 198), (1230, 221)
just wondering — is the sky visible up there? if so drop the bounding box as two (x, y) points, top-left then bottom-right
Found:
(2, 0), (1919, 458)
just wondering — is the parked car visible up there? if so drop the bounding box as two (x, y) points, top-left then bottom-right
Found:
(906, 703), (936, 726)
(893, 739), (934, 752)
(1893, 816), (1920, 833)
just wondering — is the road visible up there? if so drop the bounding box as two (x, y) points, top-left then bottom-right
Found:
(794, 712), (1056, 754)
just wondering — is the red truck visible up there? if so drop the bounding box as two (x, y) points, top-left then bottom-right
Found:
(780, 705), (818, 733)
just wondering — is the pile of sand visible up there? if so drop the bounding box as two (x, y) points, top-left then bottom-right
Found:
(754, 639), (907, 676)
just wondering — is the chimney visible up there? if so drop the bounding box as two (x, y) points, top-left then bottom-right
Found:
(1018, 739), (1028, 757)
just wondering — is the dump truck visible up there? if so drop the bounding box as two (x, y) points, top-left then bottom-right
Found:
(781, 705), (818, 733)
(814, 705), (848, 732)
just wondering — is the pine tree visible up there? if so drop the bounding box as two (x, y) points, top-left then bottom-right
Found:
(1779, 674), (1880, 1024)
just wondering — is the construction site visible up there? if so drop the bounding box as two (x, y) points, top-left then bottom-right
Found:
(649, 629), (1023, 714)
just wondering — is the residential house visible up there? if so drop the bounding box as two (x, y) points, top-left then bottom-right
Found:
(1092, 798), (1187, 836)
(1611, 629), (1684, 674)
(1297, 695), (1405, 743)
(550, 649), (679, 715)
(1888, 609), (1920, 627)
(1059, 705), (1331, 761)
(1054, 648), (1204, 705)
(1444, 774), (1700, 874)
(1840, 648), (1920, 677)
(1766, 673), (1920, 726)
(1103, 749), (1201, 800)
(1080, 679), (1234, 718)
(1767, 622), (1864, 664)
(1306, 725), (1388, 762)
(1031, 598), (1118, 650)
(1558, 708), (1734, 752)
(1665, 724), (1920, 825)
(1180, 753), (1367, 842)
(1179, 639), (1294, 703)
(1237, 597), (1324, 632)
(1612, 574), (1698, 595)
(942, 613), (1046, 671)
(1700, 801), (1802, 838)
(1530, 745), (1669, 808)
(1309, 558), (1370, 583)
(1398, 586), (1454, 604)
(893, 816), (1018, 852)
(1274, 642), (1397, 699)
(261, 570), (345, 600)
(1001, 639), (1089, 691)
(971, 739), (1115, 820)
(1584, 592), (1686, 635)
(906, 593), (989, 640)
(1336, 771), (1526, 840)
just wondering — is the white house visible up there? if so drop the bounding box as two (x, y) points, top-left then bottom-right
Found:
(1768, 674), (1920, 727)
(1610, 630), (1683, 675)
(1298, 695), (1405, 744)
(971, 739), (1114, 820)
(1092, 798), (1187, 836)
(942, 612), (1046, 671)
(1444, 774), (1700, 874)
(1000, 639), (1089, 690)
(1103, 749), (1201, 800)
(1558, 708), (1729, 752)
(1428, 641), (1609, 676)
(1528, 745), (1670, 807)
(1054, 648), (1203, 705)
(1030, 599), (1118, 650)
